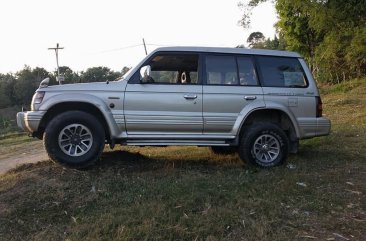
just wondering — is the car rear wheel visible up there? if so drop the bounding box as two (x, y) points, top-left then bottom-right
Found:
(239, 123), (289, 168)
(43, 111), (105, 168)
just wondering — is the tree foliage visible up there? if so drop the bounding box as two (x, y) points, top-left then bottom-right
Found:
(13, 67), (48, 106)
(121, 66), (131, 76)
(247, 32), (265, 48)
(0, 65), (128, 108)
(0, 74), (15, 108)
(246, 32), (286, 50)
(80, 67), (122, 83)
(56, 66), (81, 84)
(240, 0), (366, 83)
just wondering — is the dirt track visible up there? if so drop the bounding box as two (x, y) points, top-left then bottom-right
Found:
(0, 139), (48, 174)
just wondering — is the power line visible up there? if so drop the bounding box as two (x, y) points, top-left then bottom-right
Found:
(91, 42), (174, 55)
(146, 43), (171, 47)
(94, 44), (143, 54)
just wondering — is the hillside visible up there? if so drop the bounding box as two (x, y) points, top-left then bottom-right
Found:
(0, 79), (365, 241)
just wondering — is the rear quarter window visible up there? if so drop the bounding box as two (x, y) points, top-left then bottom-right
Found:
(257, 56), (308, 88)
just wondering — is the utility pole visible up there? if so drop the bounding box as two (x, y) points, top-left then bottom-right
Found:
(48, 43), (64, 84)
(142, 38), (148, 55)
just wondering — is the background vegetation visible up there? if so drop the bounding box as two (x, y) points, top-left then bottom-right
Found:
(0, 66), (130, 109)
(240, 0), (366, 84)
(0, 66), (130, 133)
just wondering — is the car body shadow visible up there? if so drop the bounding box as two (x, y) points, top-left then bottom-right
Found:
(91, 148), (242, 174)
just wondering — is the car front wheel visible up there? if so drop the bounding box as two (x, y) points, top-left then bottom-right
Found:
(43, 111), (105, 168)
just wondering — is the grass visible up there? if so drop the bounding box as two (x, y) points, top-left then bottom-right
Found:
(0, 79), (366, 241)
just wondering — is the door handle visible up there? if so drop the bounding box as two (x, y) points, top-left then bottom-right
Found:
(184, 94), (197, 100)
(244, 96), (257, 100)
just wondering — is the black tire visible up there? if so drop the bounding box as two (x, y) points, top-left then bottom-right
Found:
(210, 146), (237, 155)
(43, 111), (105, 168)
(239, 123), (289, 168)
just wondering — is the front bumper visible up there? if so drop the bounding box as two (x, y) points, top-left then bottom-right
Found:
(16, 111), (46, 133)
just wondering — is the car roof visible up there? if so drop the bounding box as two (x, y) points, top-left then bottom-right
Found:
(151, 46), (302, 58)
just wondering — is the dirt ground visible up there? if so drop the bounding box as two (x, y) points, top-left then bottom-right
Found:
(0, 139), (48, 174)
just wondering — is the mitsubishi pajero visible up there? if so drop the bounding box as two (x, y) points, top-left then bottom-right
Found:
(17, 47), (331, 168)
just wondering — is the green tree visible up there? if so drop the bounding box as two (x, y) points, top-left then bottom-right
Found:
(264, 35), (287, 50)
(239, 0), (366, 83)
(240, 1), (319, 57)
(346, 27), (366, 78)
(0, 74), (16, 108)
(246, 32), (286, 50)
(13, 66), (49, 106)
(312, 0), (366, 82)
(247, 32), (265, 48)
(57, 66), (80, 84)
(80, 67), (121, 83)
(275, 0), (323, 62)
(121, 66), (131, 76)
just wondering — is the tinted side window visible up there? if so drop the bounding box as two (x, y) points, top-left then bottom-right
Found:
(257, 56), (307, 87)
(206, 56), (238, 85)
(146, 54), (199, 84)
(237, 57), (258, 86)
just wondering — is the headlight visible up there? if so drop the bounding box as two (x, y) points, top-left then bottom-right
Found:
(32, 91), (45, 104)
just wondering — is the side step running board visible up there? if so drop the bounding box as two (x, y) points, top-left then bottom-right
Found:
(123, 140), (230, 146)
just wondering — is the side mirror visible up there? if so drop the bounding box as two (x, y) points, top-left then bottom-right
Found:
(140, 65), (151, 83)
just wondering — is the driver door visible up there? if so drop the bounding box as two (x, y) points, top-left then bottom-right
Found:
(124, 53), (203, 135)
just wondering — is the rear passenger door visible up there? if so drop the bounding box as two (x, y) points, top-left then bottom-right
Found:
(202, 55), (264, 134)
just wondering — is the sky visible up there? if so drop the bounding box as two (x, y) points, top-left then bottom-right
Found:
(0, 0), (277, 73)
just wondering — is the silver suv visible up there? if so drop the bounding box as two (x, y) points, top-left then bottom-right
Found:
(17, 47), (331, 168)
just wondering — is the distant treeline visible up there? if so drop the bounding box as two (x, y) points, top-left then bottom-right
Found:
(0, 66), (130, 108)
(240, 0), (366, 84)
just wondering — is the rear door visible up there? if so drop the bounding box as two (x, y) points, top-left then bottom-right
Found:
(202, 54), (264, 134)
(124, 53), (203, 135)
